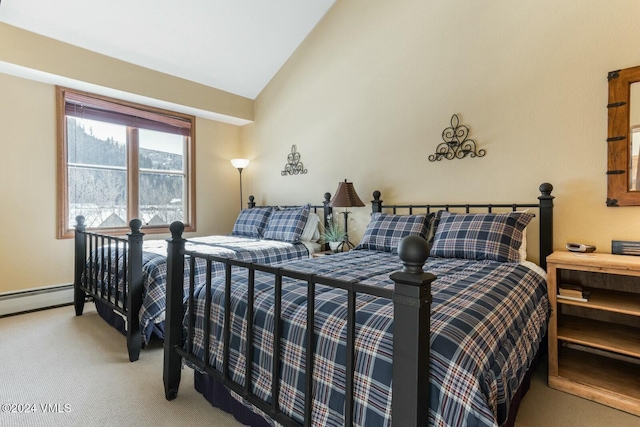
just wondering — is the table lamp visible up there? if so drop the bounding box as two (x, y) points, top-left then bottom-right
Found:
(329, 179), (365, 251)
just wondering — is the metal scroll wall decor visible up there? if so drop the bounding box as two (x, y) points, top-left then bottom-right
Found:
(429, 114), (486, 161)
(281, 144), (308, 176)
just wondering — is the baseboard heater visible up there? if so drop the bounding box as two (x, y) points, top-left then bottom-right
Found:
(0, 284), (74, 317)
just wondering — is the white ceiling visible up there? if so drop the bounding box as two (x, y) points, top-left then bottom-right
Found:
(0, 0), (335, 100)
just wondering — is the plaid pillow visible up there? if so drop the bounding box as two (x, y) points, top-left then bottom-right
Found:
(355, 213), (429, 253)
(231, 207), (273, 238)
(430, 210), (534, 262)
(263, 204), (310, 242)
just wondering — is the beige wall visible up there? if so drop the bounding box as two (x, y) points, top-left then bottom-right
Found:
(5, 0), (640, 293)
(0, 74), (243, 293)
(242, 0), (640, 262)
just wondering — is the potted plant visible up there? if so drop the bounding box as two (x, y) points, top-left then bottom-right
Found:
(320, 216), (346, 252)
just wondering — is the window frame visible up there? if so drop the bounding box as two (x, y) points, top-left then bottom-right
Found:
(56, 87), (196, 238)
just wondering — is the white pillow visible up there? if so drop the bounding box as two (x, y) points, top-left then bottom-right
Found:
(300, 213), (321, 242)
(519, 231), (527, 261)
(518, 209), (529, 261)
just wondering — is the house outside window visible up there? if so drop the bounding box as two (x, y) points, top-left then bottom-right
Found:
(57, 87), (196, 238)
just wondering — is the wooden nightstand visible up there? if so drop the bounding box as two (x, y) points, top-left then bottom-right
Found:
(311, 250), (335, 258)
(546, 251), (640, 416)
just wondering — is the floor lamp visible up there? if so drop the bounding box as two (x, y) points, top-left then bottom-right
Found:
(329, 179), (365, 251)
(230, 159), (249, 211)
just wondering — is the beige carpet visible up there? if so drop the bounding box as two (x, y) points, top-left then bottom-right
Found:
(0, 305), (245, 427)
(0, 306), (638, 427)
(515, 359), (640, 427)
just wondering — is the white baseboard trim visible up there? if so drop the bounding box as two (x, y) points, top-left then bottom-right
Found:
(0, 284), (74, 316)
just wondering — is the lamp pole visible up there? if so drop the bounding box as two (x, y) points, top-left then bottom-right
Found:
(230, 159), (250, 211)
(237, 167), (244, 211)
(338, 208), (353, 251)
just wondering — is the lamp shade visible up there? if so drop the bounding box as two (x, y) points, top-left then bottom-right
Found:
(329, 179), (365, 208)
(231, 158), (250, 169)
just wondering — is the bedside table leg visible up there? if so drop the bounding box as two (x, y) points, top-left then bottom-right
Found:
(547, 264), (559, 378)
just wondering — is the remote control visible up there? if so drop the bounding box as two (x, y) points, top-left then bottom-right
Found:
(566, 242), (596, 253)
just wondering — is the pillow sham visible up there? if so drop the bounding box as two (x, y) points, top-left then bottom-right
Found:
(231, 207), (273, 238)
(263, 204), (310, 242)
(300, 212), (321, 242)
(355, 213), (429, 253)
(430, 210), (534, 263)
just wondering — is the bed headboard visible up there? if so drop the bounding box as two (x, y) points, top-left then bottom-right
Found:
(370, 183), (554, 269)
(246, 192), (334, 236)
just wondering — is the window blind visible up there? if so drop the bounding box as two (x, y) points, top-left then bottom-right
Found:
(64, 91), (191, 137)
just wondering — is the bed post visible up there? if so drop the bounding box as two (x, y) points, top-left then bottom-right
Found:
(126, 219), (144, 362)
(372, 190), (383, 213)
(323, 192), (332, 229)
(74, 216), (87, 316)
(164, 221), (186, 400)
(390, 235), (436, 426)
(248, 195), (256, 209)
(538, 183), (554, 270)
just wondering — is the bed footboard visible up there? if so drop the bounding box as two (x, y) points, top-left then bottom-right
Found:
(73, 216), (144, 362)
(389, 235), (434, 424)
(163, 223), (435, 426)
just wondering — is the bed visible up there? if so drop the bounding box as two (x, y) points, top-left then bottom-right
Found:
(163, 183), (554, 427)
(73, 193), (332, 362)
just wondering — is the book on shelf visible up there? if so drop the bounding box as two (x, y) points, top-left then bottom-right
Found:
(558, 284), (591, 300)
(557, 294), (589, 302)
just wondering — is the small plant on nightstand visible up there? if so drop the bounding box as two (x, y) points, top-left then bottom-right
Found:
(320, 215), (346, 252)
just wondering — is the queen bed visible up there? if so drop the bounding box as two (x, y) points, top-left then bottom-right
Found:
(73, 193), (332, 362)
(163, 183), (554, 426)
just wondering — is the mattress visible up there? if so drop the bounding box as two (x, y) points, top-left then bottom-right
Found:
(184, 249), (550, 426)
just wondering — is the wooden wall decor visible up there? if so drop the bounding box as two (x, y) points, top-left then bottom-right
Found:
(606, 65), (640, 206)
(429, 114), (486, 161)
(281, 144), (308, 176)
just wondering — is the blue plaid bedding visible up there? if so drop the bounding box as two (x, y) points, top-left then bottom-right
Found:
(87, 235), (310, 344)
(185, 250), (549, 427)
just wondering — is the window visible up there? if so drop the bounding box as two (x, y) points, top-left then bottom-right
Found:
(57, 87), (196, 238)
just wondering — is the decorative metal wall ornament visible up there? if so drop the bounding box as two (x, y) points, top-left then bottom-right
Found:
(281, 144), (308, 176)
(429, 114), (486, 161)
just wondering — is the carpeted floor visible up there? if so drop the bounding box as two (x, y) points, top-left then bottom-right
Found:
(514, 358), (640, 426)
(0, 305), (245, 427)
(0, 305), (638, 427)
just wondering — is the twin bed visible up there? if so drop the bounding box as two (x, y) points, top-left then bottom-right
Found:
(73, 193), (332, 361)
(157, 183), (554, 427)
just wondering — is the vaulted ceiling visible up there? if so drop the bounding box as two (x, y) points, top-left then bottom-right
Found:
(0, 0), (336, 99)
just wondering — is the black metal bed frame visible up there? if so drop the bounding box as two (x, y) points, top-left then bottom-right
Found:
(162, 183), (554, 426)
(73, 194), (333, 362)
(372, 183), (554, 270)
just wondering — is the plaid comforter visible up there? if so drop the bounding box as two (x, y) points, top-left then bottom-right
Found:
(87, 235), (310, 344)
(185, 250), (549, 427)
